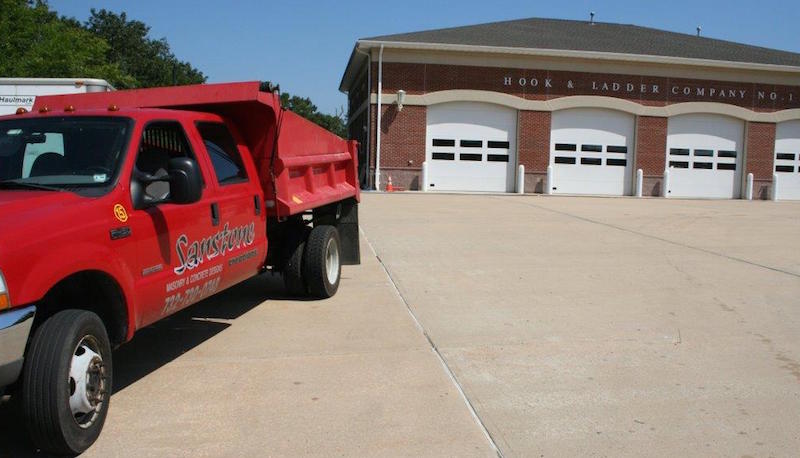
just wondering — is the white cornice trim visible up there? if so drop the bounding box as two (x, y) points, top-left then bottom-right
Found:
(773, 109), (800, 123)
(370, 90), (800, 122)
(357, 40), (800, 75)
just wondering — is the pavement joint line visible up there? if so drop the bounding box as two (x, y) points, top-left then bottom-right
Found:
(162, 347), (438, 364)
(493, 196), (800, 280)
(359, 227), (505, 458)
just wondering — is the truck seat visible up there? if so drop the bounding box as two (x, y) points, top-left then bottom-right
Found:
(29, 153), (67, 177)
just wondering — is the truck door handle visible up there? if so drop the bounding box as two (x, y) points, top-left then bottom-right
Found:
(254, 195), (262, 216)
(211, 203), (220, 226)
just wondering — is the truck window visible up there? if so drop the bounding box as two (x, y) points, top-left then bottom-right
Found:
(0, 117), (131, 194)
(196, 122), (247, 185)
(136, 121), (198, 200)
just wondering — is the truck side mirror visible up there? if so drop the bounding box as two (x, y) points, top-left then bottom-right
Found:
(167, 157), (202, 204)
(131, 157), (202, 209)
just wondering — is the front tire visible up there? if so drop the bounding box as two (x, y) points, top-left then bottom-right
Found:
(22, 310), (112, 455)
(304, 225), (341, 298)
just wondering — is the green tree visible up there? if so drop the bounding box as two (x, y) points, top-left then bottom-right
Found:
(280, 92), (347, 138)
(85, 9), (206, 88)
(0, 0), (132, 84)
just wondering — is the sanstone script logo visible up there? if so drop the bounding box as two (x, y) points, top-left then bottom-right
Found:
(174, 222), (256, 275)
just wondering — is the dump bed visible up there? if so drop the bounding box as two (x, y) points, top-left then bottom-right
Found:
(32, 81), (359, 217)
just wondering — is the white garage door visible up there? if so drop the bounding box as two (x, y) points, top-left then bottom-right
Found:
(426, 102), (517, 192)
(549, 108), (634, 195)
(774, 120), (800, 200)
(666, 114), (744, 199)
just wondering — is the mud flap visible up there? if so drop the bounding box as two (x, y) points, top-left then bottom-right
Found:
(337, 199), (360, 265)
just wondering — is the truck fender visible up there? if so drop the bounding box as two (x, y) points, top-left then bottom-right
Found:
(14, 242), (139, 342)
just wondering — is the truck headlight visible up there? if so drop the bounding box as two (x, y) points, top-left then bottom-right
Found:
(0, 270), (9, 311)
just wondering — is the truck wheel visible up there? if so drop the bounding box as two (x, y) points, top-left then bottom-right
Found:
(21, 310), (112, 455)
(304, 225), (341, 298)
(283, 237), (307, 296)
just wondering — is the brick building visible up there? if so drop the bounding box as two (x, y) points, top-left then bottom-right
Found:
(339, 17), (800, 199)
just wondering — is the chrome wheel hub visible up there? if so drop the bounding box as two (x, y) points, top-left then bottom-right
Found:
(325, 237), (340, 284)
(68, 337), (106, 428)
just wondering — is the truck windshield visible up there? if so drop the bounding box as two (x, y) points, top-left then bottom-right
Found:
(0, 116), (132, 193)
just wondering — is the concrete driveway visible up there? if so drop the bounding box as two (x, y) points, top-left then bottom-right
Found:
(1, 193), (799, 457)
(0, 234), (494, 457)
(359, 194), (800, 457)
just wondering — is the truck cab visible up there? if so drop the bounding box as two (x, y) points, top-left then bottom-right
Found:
(0, 82), (359, 454)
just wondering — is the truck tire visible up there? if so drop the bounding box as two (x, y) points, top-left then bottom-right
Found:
(304, 225), (341, 298)
(283, 237), (307, 296)
(21, 310), (112, 455)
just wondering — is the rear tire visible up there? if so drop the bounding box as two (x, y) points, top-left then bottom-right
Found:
(22, 310), (112, 455)
(304, 225), (341, 298)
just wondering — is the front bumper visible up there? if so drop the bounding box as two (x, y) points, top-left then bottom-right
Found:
(0, 305), (35, 388)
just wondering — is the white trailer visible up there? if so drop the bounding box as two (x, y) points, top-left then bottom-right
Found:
(0, 78), (114, 116)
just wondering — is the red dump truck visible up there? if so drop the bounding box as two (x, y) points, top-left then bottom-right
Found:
(0, 81), (360, 454)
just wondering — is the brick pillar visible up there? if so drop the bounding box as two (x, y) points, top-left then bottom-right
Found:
(518, 111), (551, 193)
(635, 116), (668, 196)
(377, 104), (427, 191)
(745, 122), (776, 200)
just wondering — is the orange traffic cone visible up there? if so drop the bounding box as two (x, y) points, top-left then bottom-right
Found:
(386, 175), (395, 192)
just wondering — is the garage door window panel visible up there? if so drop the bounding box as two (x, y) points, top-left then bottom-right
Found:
(460, 140), (482, 148)
(432, 139), (455, 147)
(460, 153), (482, 161)
(555, 143), (577, 151)
(432, 152), (455, 160)
(773, 150), (799, 173)
(581, 144), (602, 152)
(606, 145), (628, 154)
(487, 154), (509, 162)
(488, 141), (510, 149)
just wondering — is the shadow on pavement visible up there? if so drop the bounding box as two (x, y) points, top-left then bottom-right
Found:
(0, 272), (298, 456)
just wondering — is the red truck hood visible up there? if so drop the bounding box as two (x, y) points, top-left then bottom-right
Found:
(0, 190), (83, 215)
(0, 190), (87, 232)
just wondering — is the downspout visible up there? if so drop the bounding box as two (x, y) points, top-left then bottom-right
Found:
(366, 55), (371, 189)
(375, 44), (384, 190)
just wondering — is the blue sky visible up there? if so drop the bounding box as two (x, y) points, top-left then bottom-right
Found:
(50, 0), (800, 115)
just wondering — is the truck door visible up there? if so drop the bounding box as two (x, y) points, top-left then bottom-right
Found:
(192, 121), (267, 288)
(127, 120), (223, 327)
